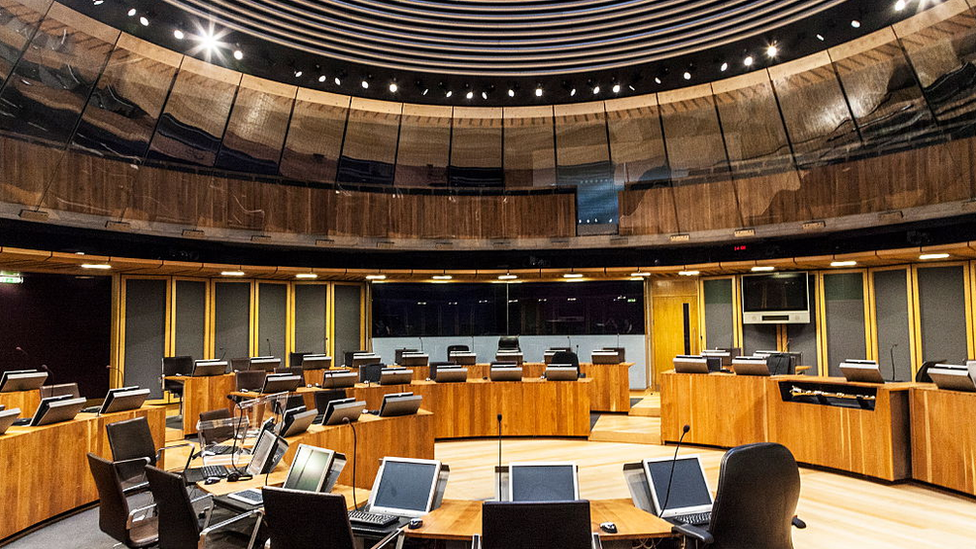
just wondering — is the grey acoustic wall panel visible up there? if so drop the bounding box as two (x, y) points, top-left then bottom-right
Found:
(917, 266), (968, 364)
(295, 284), (328, 355)
(258, 283), (287, 359)
(742, 324), (777, 355)
(124, 279), (167, 398)
(174, 280), (206, 359)
(334, 285), (363, 366)
(703, 278), (733, 349)
(215, 282), (251, 360)
(785, 275), (818, 374)
(824, 273), (866, 376)
(873, 269), (912, 381)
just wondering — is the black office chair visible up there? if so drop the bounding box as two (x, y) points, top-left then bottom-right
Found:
(87, 453), (159, 548)
(262, 488), (399, 549)
(497, 336), (520, 351)
(145, 465), (263, 549)
(313, 389), (348, 413)
(395, 348), (418, 364)
(477, 500), (599, 549)
(106, 416), (191, 494)
(359, 363), (384, 384)
(446, 345), (469, 361)
(162, 356), (193, 403)
(235, 370), (267, 392)
(550, 350), (581, 378)
(39, 382), (80, 399)
(672, 443), (806, 549)
(289, 352), (307, 367)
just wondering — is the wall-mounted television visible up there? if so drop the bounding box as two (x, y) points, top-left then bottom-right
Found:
(741, 272), (810, 324)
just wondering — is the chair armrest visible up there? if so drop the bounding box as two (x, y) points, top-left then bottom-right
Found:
(591, 532), (603, 549)
(156, 442), (193, 462)
(470, 534), (481, 549)
(366, 527), (403, 549)
(792, 516), (807, 529)
(113, 457), (152, 467)
(126, 503), (157, 528)
(672, 523), (714, 545)
(199, 508), (263, 543)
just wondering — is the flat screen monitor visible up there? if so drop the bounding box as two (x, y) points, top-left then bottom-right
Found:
(509, 462), (579, 502)
(379, 393), (422, 417)
(701, 350), (733, 367)
(673, 356), (709, 374)
(434, 366), (468, 383)
(839, 361), (884, 383)
(731, 357), (770, 376)
(741, 272), (810, 324)
(30, 396), (87, 426)
(261, 374), (302, 394)
(352, 354), (382, 368)
(250, 358), (281, 372)
(0, 370), (48, 392)
(0, 408), (21, 435)
(246, 428), (288, 476)
(368, 457), (442, 517)
(191, 361), (227, 376)
(379, 368), (413, 385)
(301, 356), (332, 370)
(321, 370), (357, 388)
(545, 366), (578, 381)
(162, 356), (194, 376)
(490, 365), (522, 382)
(400, 353), (429, 367)
(495, 351), (523, 365)
(283, 444), (336, 492)
(591, 350), (621, 364)
(643, 455), (714, 518)
(321, 398), (366, 425)
(99, 388), (150, 414)
(928, 367), (976, 392)
(279, 409), (317, 437)
(449, 351), (477, 365)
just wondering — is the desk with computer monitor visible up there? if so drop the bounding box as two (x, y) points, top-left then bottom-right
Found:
(0, 370), (47, 416)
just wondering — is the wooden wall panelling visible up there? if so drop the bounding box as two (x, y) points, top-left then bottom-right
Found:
(617, 187), (680, 236)
(911, 385), (976, 496)
(0, 138), (61, 207)
(670, 178), (741, 232)
(659, 371), (768, 446)
(224, 176), (267, 231)
(659, 85), (730, 185)
(307, 182), (336, 236)
(279, 89), (349, 184)
(38, 147), (132, 218)
(126, 164), (216, 227)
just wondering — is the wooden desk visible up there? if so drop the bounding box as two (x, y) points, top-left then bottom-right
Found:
(165, 374), (236, 435)
(406, 499), (673, 542)
(347, 378), (591, 439)
(767, 376), (912, 481)
(0, 389), (41, 417)
(911, 385), (976, 496)
(0, 406), (166, 542)
(660, 371), (768, 447)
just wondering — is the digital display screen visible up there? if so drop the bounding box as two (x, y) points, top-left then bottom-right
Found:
(372, 460), (438, 513)
(284, 446), (332, 492)
(742, 273), (809, 312)
(646, 458), (712, 511)
(510, 465), (577, 502)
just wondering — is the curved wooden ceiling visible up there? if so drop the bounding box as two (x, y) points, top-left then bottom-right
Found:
(166, 0), (846, 75)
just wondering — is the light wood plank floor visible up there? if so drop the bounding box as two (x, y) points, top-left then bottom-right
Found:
(435, 438), (976, 548)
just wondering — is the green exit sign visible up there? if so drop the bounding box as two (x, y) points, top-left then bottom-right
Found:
(0, 271), (23, 284)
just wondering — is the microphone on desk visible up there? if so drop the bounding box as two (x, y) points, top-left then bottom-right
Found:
(343, 416), (359, 509)
(889, 343), (898, 382)
(266, 338), (273, 357)
(785, 338), (792, 353)
(660, 424), (690, 517)
(497, 413), (503, 500)
(218, 347), (227, 361)
(418, 336), (425, 353)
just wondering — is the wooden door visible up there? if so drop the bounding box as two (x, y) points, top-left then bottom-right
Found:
(650, 280), (700, 389)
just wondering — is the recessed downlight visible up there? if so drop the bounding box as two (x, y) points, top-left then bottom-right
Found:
(751, 266), (775, 272)
(295, 273), (318, 279)
(81, 263), (112, 270)
(919, 253), (950, 260)
(221, 270), (245, 277)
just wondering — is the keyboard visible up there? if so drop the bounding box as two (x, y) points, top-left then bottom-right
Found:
(669, 511), (711, 526)
(348, 510), (399, 528)
(227, 489), (263, 506)
(205, 445), (239, 455)
(183, 465), (231, 483)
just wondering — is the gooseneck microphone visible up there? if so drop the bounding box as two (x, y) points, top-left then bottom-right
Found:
(889, 343), (898, 382)
(266, 338), (273, 357)
(344, 416), (358, 509)
(660, 424), (691, 517)
(219, 347), (227, 361)
(497, 413), (503, 500)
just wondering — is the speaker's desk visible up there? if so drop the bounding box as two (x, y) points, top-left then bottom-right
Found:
(388, 362), (631, 413)
(0, 405), (166, 542)
(660, 370), (769, 448)
(0, 388), (40, 417)
(342, 378), (591, 439)
(911, 384), (976, 496)
(165, 373), (236, 435)
(406, 499), (673, 543)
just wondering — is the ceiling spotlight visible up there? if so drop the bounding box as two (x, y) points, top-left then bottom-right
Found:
(139, 16), (149, 26)
(654, 77), (662, 84)
(127, 8), (136, 16)
(816, 33), (825, 41)
(678, 270), (700, 276)
(81, 263), (112, 270)
(744, 56), (754, 67)
(612, 83), (621, 93)
(720, 62), (729, 71)
(361, 80), (369, 89)
(630, 271), (651, 278)
(92, 0), (103, 5)
(894, 0), (906, 10)
(570, 88), (577, 96)
(751, 266), (775, 272)
(173, 29), (184, 40)
(365, 274), (387, 280)
(317, 75), (326, 83)
(294, 70), (303, 78)
(508, 88), (515, 97)
(499, 273), (518, 280)
(766, 45), (778, 57)
(564, 273), (584, 279)
(233, 49), (243, 60)
(830, 261), (857, 267)
(535, 87), (543, 97)
(465, 90), (473, 99)
(851, 20), (861, 28)
(334, 76), (341, 85)
(592, 85), (601, 94)
(422, 88), (429, 95)
(446, 90), (453, 97)
(481, 91), (488, 100)
(683, 71), (691, 80)
(295, 273), (318, 279)
(389, 82), (398, 92)
(433, 274), (453, 280)
(197, 28), (220, 53)
(220, 270), (245, 277)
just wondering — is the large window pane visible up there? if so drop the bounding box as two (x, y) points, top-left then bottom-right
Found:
(607, 96), (668, 186)
(280, 89), (348, 184)
(450, 107), (503, 187)
(216, 75), (295, 175)
(337, 97), (399, 185)
(504, 105), (555, 188)
(395, 104), (451, 186)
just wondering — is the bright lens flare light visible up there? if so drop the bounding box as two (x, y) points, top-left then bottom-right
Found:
(188, 23), (230, 61)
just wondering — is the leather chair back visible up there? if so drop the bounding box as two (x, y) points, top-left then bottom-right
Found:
(482, 500), (592, 549)
(446, 345), (469, 361)
(708, 443), (800, 549)
(40, 382), (80, 400)
(106, 417), (156, 482)
(550, 351), (581, 376)
(262, 487), (356, 549)
(87, 453), (132, 544)
(145, 465), (201, 549)
(313, 389), (348, 413)
(231, 357), (251, 372)
(162, 356), (193, 394)
(359, 363), (384, 384)
(236, 370), (267, 392)
(497, 336), (520, 351)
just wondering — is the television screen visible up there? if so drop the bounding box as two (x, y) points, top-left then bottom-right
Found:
(742, 272), (808, 312)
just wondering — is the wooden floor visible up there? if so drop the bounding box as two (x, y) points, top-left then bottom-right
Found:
(435, 434), (976, 548)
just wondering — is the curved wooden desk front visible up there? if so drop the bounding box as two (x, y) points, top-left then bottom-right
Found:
(0, 389), (41, 417)
(0, 405), (167, 542)
(911, 384), (976, 497)
(332, 378), (592, 439)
